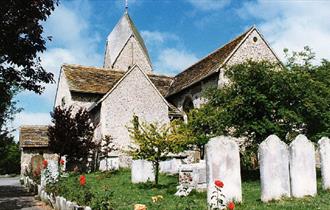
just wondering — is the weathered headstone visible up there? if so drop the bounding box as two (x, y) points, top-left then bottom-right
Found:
(160, 158), (182, 174)
(318, 137), (330, 190)
(99, 157), (120, 171)
(290, 134), (317, 197)
(258, 135), (290, 202)
(206, 136), (242, 204)
(178, 160), (206, 190)
(131, 159), (155, 183)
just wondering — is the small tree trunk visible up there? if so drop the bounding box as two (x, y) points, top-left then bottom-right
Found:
(155, 161), (159, 186)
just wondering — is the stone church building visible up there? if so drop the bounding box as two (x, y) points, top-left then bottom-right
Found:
(20, 11), (280, 169)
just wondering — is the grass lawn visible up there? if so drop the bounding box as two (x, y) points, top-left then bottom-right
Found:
(58, 169), (330, 210)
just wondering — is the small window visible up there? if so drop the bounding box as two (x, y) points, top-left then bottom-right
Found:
(61, 97), (66, 107)
(253, 36), (258, 42)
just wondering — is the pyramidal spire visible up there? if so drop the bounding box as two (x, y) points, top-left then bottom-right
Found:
(125, 0), (128, 12)
(103, 10), (152, 73)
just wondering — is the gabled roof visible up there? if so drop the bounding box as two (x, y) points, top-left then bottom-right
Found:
(19, 125), (49, 148)
(104, 12), (151, 68)
(62, 64), (173, 96)
(167, 27), (254, 97)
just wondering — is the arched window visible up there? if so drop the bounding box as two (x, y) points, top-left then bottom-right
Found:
(61, 97), (66, 107)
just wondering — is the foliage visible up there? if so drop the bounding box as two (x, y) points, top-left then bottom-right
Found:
(0, 134), (20, 174)
(128, 116), (189, 185)
(57, 169), (330, 210)
(0, 0), (58, 136)
(58, 169), (205, 209)
(48, 106), (95, 172)
(184, 48), (330, 167)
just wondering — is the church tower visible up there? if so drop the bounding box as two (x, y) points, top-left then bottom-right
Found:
(103, 11), (152, 73)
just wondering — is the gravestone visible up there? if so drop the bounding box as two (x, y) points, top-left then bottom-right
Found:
(99, 157), (120, 171)
(318, 137), (330, 190)
(206, 136), (242, 205)
(258, 135), (290, 202)
(160, 158), (182, 174)
(131, 159), (155, 183)
(290, 134), (317, 197)
(178, 160), (206, 190)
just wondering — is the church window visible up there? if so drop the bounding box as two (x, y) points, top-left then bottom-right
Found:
(61, 97), (66, 107)
(253, 36), (258, 42)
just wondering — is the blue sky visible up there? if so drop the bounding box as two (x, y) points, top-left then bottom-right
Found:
(11, 0), (330, 139)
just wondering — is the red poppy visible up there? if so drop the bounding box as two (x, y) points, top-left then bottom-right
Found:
(42, 160), (48, 168)
(228, 201), (235, 210)
(59, 159), (65, 165)
(79, 175), (86, 186)
(214, 180), (224, 188)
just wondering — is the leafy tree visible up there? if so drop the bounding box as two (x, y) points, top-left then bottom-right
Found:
(0, 0), (58, 136)
(128, 116), (189, 185)
(0, 134), (20, 174)
(48, 106), (95, 172)
(184, 48), (330, 168)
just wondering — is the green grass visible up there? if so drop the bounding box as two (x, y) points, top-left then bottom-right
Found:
(58, 169), (330, 210)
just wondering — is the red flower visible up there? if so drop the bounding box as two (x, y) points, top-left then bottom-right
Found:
(42, 160), (48, 168)
(79, 175), (86, 186)
(228, 201), (235, 210)
(59, 159), (65, 165)
(214, 180), (224, 188)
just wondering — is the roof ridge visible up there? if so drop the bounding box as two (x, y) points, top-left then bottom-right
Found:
(172, 26), (254, 79)
(62, 64), (125, 73)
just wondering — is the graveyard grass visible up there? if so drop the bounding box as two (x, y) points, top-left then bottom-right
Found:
(59, 169), (330, 210)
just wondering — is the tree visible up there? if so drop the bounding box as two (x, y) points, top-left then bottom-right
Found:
(128, 116), (189, 185)
(184, 48), (330, 168)
(48, 106), (95, 172)
(0, 0), (58, 136)
(0, 134), (20, 174)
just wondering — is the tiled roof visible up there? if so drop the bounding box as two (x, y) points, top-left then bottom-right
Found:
(62, 64), (174, 96)
(19, 126), (49, 148)
(167, 27), (253, 96)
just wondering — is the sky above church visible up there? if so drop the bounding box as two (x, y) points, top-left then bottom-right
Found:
(11, 0), (330, 140)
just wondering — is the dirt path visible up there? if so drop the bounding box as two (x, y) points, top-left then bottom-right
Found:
(0, 177), (52, 210)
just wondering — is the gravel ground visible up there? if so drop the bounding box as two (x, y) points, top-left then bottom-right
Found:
(0, 177), (52, 210)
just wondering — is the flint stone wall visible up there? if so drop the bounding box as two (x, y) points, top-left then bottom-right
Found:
(206, 136), (242, 203)
(319, 137), (330, 190)
(289, 134), (317, 197)
(131, 159), (155, 183)
(258, 135), (290, 202)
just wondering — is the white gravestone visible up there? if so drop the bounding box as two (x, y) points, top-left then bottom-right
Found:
(131, 159), (155, 183)
(178, 161), (206, 190)
(99, 157), (120, 171)
(206, 136), (242, 204)
(160, 158), (182, 174)
(258, 135), (291, 202)
(290, 134), (317, 197)
(319, 137), (330, 190)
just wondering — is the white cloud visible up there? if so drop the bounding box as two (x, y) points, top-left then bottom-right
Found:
(239, 0), (330, 62)
(18, 0), (103, 103)
(141, 30), (178, 46)
(187, 0), (231, 11)
(10, 112), (52, 141)
(13, 0), (103, 141)
(141, 30), (198, 74)
(155, 48), (198, 75)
